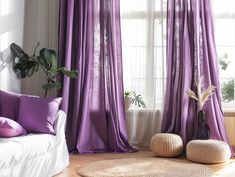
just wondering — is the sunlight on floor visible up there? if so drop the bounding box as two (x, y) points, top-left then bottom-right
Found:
(214, 160), (235, 177)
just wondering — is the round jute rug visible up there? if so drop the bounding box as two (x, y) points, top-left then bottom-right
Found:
(77, 158), (213, 177)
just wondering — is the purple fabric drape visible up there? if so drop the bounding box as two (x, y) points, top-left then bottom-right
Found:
(58, 0), (134, 153)
(162, 0), (233, 155)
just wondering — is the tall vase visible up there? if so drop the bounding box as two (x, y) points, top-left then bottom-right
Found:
(198, 110), (210, 139)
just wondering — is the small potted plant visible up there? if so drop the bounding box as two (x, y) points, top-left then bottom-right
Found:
(10, 43), (78, 97)
(186, 77), (216, 139)
(124, 91), (146, 110)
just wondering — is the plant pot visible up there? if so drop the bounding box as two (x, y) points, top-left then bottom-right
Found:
(124, 97), (132, 110)
(197, 110), (210, 140)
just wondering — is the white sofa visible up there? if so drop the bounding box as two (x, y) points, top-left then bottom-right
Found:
(0, 110), (69, 177)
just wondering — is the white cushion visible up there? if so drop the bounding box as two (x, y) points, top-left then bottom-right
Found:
(186, 139), (231, 164)
(0, 110), (69, 177)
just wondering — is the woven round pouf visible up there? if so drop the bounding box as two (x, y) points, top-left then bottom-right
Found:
(186, 140), (231, 164)
(150, 133), (183, 157)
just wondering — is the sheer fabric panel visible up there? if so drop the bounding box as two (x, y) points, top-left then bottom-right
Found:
(120, 0), (167, 148)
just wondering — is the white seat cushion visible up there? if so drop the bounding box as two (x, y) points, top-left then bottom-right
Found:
(0, 110), (69, 177)
(0, 133), (60, 169)
(186, 139), (231, 164)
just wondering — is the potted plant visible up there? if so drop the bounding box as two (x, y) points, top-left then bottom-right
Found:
(124, 91), (146, 110)
(186, 77), (216, 139)
(10, 43), (78, 97)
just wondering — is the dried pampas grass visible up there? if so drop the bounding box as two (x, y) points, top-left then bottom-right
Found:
(186, 77), (216, 110)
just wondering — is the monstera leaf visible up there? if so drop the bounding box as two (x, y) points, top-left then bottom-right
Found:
(10, 43), (78, 97)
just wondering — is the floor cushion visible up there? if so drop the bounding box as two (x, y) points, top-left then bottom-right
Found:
(186, 139), (231, 164)
(150, 133), (183, 157)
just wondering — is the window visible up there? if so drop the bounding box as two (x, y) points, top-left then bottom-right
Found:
(121, 0), (235, 109)
(212, 0), (235, 109)
(120, 0), (167, 108)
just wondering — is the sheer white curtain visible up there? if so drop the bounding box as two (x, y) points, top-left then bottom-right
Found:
(120, 0), (167, 148)
(212, 0), (235, 110)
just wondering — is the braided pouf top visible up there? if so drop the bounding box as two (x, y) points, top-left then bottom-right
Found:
(150, 133), (183, 157)
(186, 139), (231, 164)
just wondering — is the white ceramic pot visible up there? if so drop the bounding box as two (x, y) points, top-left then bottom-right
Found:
(124, 97), (132, 110)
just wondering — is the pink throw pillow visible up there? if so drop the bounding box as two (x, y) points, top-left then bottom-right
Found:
(0, 117), (27, 138)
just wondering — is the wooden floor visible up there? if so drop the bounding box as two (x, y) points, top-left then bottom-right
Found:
(55, 151), (235, 177)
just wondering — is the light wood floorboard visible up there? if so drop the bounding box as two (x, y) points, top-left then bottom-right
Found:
(54, 151), (235, 177)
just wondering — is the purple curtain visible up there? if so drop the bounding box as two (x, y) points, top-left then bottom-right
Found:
(162, 0), (233, 155)
(58, 0), (134, 153)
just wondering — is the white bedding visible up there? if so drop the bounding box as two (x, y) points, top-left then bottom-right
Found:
(0, 110), (69, 177)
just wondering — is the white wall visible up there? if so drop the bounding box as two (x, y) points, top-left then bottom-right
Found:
(0, 0), (25, 93)
(0, 0), (59, 96)
(22, 0), (59, 97)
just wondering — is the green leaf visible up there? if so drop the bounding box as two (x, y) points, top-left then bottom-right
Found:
(27, 63), (39, 77)
(13, 55), (38, 78)
(49, 49), (57, 72)
(9, 43), (78, 94)
(42, 82), (61, 91)
(39, 48), (57, 71)
(130, 92), (146, 108)
(39, 49), (49, 70)
(33, 42), (40, 56)
(57, 67), (78, 78)
(10, 43), (26, 59)
(124, 91), (133, 98)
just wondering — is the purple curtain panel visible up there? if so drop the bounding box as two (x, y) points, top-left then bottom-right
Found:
(58, 0), (135, 153)
(161, 0), (233, 156)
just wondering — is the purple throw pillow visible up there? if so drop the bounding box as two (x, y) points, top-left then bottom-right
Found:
(18, 96), (62, 135)
(0, 90), (21, 121)
(0, 117), (27, 138)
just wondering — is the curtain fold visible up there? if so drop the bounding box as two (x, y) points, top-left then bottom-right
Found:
(162, 0), (233, 156)
(58, 0), (134, 153)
